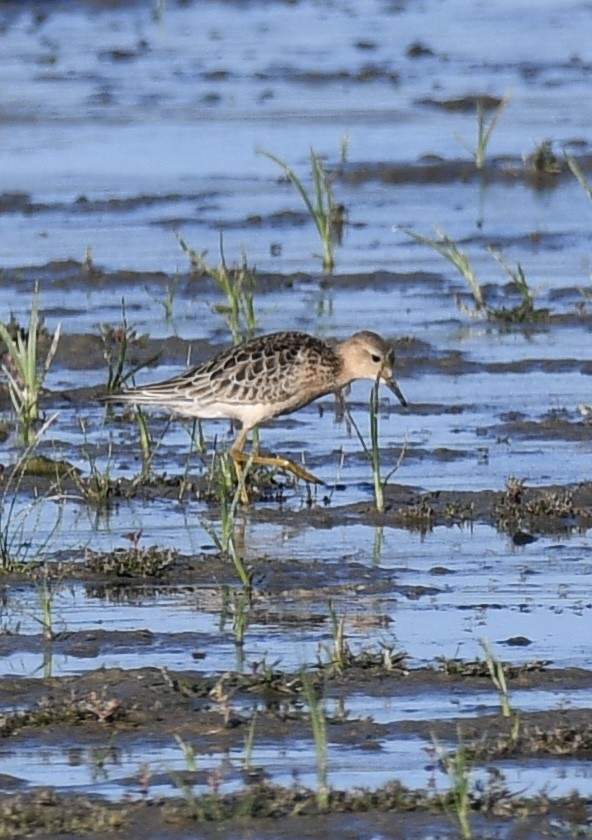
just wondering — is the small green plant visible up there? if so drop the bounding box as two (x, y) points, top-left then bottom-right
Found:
(405, 228), (485, 311)
(259, 147), (341, 271)
(228, 586), (251, 648)
(204, 450), (253, 590)
(135, 406), (152, 479)
(75, 418), (115, 509)
(175, 234), (257, 345)
(33, 565), (67, 642)
(99, 300), (159, 392)
(174, 734), (198, 772)
(339, 131), (350, 165)
(342, 388), (406, 513)
(566, 153), (592, 201)
(174, 418), (206, 500)
(487, 247), (547, 321)
(242, 712), (258, 774)
(456, 95), (509, 169)
(322, 601), (351, 671)
(38, 574), (55, 642)
(146, 276), (178, 325)
(300, 669), (329, 809)
(480, 639), (512, 718)
(433, 727), (473, 840)
(0, 415), (61, 570)
(405, 228), (547, 321)
(526, 139), (561, 175)
(369, 377), (384, 513)
(0, 284), (61, 443)
(130, 406), (173, 485)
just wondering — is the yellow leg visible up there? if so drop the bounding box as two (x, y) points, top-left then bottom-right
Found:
(234, 449), (323, 484)
(230, 429), (323, 504)
(231, 429), (251, 506)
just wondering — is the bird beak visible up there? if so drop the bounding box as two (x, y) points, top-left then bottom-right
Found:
(382, 372), (408, 407)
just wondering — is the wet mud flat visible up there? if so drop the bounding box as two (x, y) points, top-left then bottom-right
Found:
(3, 0), (592, 835)
(2, 259), (592, 839)
(0, 531), (592, 840)
(2, 257), (592, 838)
(0, 661), (591, 840)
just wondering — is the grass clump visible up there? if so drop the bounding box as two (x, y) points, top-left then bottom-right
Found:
(433, 727), (473, 839)
(99, 300), (160, 393)
(259, 147), (342, 271)
(525, 139), (561, 176)
(175, 234), (257, 345)
(494, 476), (576, 533)
(0, 284), (60, 444)
(404, 228), (548, 321)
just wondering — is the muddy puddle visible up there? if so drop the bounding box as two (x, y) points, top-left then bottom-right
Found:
(1, 0), (592, 837)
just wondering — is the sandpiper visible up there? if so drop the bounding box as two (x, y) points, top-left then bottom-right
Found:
(102, 330), (407, 500)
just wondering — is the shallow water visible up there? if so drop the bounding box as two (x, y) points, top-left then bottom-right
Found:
(1, 522), (591, 676)
(1, 0), (592, 831)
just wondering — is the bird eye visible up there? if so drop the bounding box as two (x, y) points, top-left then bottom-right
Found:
(371, 354), (381, 363)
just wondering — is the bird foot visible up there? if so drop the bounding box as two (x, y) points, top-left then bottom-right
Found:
(231, 449), (323, 503)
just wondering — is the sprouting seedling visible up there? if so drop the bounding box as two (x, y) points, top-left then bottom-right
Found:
(242, 712), (258, 774)
(339, 131), (350, 165)
(175, 234), (257, 345)
(403, 228), (485, 311)
(230, 587), (251, 648)
(34, 565), (66, 642)
(300, 669), (329, 809)
(432, 727), (473, 840)
(145, 276), (179, 325)
(369, 377), (384, 513)
(0, 283), (61, 444)
(129, 407), (173, 487)
(202, 450), (253, 591)
(480, 639), (512, 718)
(526, 139), (561, 175)
(455, 95), (510, 170)
(258, 147), (340, 271)
(174, 734), (198, 772)
(489, 248), (533, 307)
(324, 601), (351, 671)
(404, 228), (547, 322)
(565, 153), (592, 201)
(99, 299), (160, 392)
(487, 247), (547, 321)
(75, 418), (115, 510)
(0, 414), (60, 570)
(342, 386), (406, 513)
(135, 407), (152, 478)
